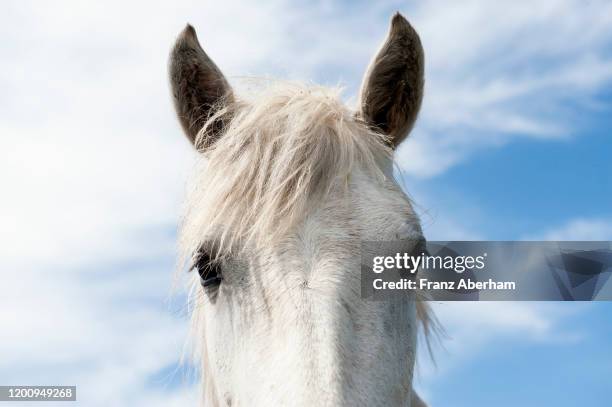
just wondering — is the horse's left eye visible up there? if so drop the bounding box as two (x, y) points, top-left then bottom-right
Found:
(191, 251), (223, 288)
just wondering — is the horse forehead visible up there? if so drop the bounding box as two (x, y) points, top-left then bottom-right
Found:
(294, 184), (417, 253)
(254, 171), (418, 276)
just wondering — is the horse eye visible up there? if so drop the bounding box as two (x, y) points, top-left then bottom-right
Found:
(191, 250), (223, 288)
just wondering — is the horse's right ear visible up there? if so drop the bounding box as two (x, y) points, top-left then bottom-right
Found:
(358, 13), (424, 148)
(169, 24), (233, 150)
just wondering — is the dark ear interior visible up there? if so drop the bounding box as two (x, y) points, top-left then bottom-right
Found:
(359, 13), (424, 148)
(169, 24), (233, 149)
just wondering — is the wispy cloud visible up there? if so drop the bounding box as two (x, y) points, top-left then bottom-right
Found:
(399, 0), (612, 176)
(527, 218), (612, 240)
(413, 301), (592, 404)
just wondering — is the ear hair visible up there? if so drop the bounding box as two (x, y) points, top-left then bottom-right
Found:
(169, 24), (233, 149)
(358, 13), (424, 148)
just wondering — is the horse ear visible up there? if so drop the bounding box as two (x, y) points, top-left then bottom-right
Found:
(169, 24), (233, 149)
(358, 13), (424, 148)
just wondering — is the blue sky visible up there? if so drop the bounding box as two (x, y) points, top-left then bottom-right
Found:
(0, 0), (611, 406)
(411, 105), (612, 240)
(422, 303), (612, 407)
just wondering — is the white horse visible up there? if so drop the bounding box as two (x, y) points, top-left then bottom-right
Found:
(169, 12), (434, 407)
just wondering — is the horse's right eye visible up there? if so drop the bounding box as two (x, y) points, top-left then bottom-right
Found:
(191, 251), (223, 288)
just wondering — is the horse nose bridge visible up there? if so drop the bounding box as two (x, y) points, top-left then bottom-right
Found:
(270, 297), (410, 407)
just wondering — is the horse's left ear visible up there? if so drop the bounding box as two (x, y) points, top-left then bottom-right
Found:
(358, 13), (424, 148)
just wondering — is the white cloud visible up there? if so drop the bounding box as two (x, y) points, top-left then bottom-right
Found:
(398, 0), (612, 177)
(0, 254), (194, 405)
(413, 301), (590, 403)
(527, 218), (612, 240)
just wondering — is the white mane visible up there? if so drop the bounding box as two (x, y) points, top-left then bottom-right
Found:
(179, 83), (392, 260)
